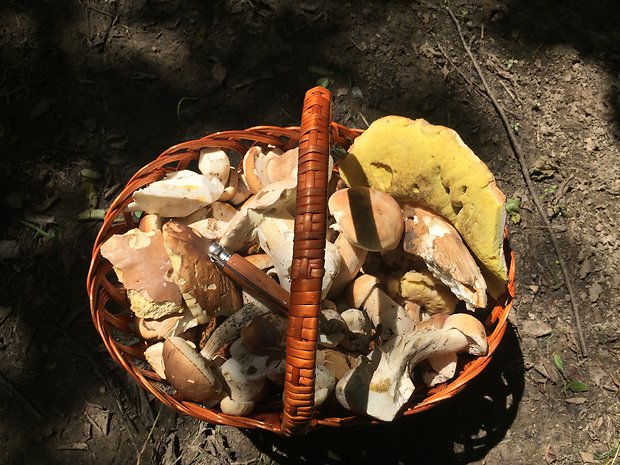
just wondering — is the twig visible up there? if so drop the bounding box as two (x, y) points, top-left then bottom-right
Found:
(446, 5), (588, 356)
(0, 370), (46, 421)
(436, 44), (520, 120)
(136, 406), (162, 465)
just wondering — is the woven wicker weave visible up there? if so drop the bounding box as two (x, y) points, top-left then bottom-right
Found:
(87, 86), (515, 436)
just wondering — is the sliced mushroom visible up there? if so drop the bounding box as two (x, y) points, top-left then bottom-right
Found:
(219, 167), (239, 202)
(183, 202), (238, 241)
(327, 233), (369, 299)
(144, 342), (166, 379)
(163, 221), (243, 324)
(339, 308), (373, 352)
(328, 187), (404, 252)
(240, 312), (287, 353)
(386, 269), (458, 315)
(198, 148), (230, 185)
(319, 308), (348, 348)
(199, 303), (270, 360)
(345, 274), (416, 341)
(219, 177), (297, 252)
(335, 313), (488, 421)
(314, 364), (337, 407)
(127, 170), (224, 217)
(162, 336), (223, 406)
(219, 339), (284, 416)
(100, 228), (183, 319)
(402, 205), (487, 310)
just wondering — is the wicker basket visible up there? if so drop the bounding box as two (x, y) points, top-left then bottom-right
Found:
(87, 86), (516, 436)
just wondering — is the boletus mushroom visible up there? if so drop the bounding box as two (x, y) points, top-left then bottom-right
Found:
(335, 312), (488, 421)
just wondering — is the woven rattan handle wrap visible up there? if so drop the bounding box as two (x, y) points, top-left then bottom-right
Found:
(281, 86), (332, 435)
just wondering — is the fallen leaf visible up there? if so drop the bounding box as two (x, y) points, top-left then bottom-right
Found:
(543, 444), (556, 463)
(578, 451), (595, 463)
(565, 397), (588, 404)
(566, 380), (589, 393)
(521, 320), (553, 338)
(588, 282), (602, 303)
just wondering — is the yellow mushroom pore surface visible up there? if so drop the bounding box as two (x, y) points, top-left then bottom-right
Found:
(338, 115), (508, 284)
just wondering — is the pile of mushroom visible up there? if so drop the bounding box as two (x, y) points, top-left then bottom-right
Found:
(101, 115), (507, 422)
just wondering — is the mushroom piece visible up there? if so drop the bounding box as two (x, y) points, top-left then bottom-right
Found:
(183, 202), (238, 241)
(219, 167), (239, 202)
(327, 233), (369, 299)
(339, 308), (373, 352)
(163, 221), (243, 324)
(219, 339), (284, 416)
(257, 216), (341, 297)
(100, 228), (183, 319)
(318, 308), (348, 348)
(144, 342), (166, 379)
(198, 148), (230, 186)
(162, 336), (223, 406)
(240, 312), (287, 354)
(328, 187), (404, 252)
(402, 205), (487, 310)
(335, 313), (488, 421)
(345, 274), (416, 341)
(199, 303), (270, 360)
(419, 352), (459, 387)
(127, 170), (225, 217)
(229, 173), (252, 205)
(219, 177), (297, 252)
(242, 146), (284, 194)
(317, 349), (360, 380)
(386, 269), (458, 315)
(314, 364), (337, 407)
(139, 214), (164, 232)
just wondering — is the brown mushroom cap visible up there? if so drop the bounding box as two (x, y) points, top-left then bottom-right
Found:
(100, 228), (183, 319)
(163, 221), (243, 323)
(328, 187), (404, 252)
(162, 336), (222, 405)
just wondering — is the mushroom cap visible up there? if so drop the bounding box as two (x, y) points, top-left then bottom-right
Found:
(345, 273), (380, 309)
(328, 187), (404, 252)
(163, 221), (243, 323)
(337, 115), (508, 287)
(100, 228), (183, 319)
(162, 337), (222, 406)
(443, 313), (488, 356)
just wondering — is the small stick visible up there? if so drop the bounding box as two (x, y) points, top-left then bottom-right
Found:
(446, 6), (588, 356)
(136, 406), (162, 465)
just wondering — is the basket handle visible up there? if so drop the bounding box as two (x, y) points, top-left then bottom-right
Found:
(281, 86), (332, 435)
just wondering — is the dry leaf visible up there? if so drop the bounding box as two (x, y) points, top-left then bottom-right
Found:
(521, 320), (553, 338)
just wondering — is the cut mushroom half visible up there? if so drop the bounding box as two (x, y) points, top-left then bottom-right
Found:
(335, 313), (488, 421)
(402, 205), (487, 310)
(127, 170), (225, 217)
(100, 228), (183, 319)
(163, 221), (243, 324)
(345, 274), (416, 341)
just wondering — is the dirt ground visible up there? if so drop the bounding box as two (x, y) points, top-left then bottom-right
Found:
(1, 0), (619, 464)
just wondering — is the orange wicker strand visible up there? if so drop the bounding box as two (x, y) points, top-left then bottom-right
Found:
(86, 86), (515, 435)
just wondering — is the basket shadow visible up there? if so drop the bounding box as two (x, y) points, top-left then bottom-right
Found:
(246, 323), (524, 465)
